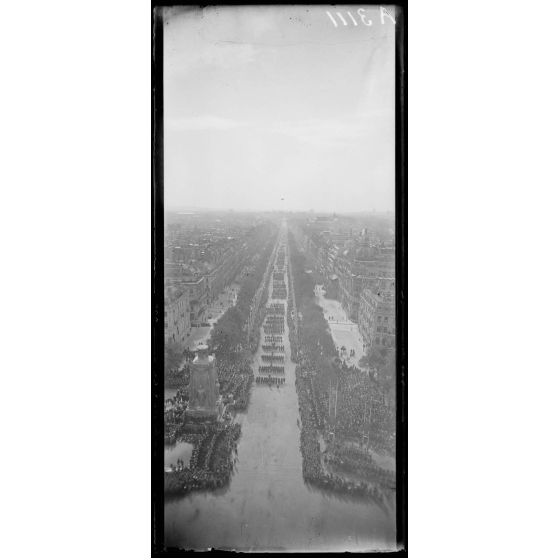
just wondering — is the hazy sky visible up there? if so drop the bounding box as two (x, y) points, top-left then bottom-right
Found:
(163, 5), (396, 213)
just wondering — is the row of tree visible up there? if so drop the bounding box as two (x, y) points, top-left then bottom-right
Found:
(164, 223), (276, 374)
(209, 224), (277, 358)
(288, 233), (340, 394)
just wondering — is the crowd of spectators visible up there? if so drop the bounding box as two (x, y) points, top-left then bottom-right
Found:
(164, 423), (241, 495)
(288, 233), (395, 501)
(216, 359), (253, 411)
(164, 232), (279, 496)
(334, 365), (396, 456)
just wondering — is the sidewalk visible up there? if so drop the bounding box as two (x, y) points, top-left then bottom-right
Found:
(186, 284), (240, 352)
(313, 285), (366, 370)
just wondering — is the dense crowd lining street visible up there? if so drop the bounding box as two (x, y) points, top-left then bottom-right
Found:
(164, 221), (396, 551)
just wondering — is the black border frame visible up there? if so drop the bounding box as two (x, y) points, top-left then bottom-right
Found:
(152, 4), (407, 555)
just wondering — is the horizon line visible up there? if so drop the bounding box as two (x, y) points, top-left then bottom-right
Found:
(165, 207), (395, 215)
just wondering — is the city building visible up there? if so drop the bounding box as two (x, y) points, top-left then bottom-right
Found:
(163, 220), (251, 327)
(358, 288), (395, 351)
(292, 215), (395, 331)
(164, 286), (191, 349)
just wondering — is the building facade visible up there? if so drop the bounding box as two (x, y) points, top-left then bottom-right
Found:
(183, 275), (210, 326)
(292, 216), (396, 348)
(358, 288), (395, 351)
(164, 287), (191, 349)
(164, 224), (250, 328)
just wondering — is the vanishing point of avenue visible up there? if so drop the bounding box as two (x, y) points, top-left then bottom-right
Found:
(163, 212), (396, 551)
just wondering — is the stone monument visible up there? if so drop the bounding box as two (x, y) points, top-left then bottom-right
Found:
(186, 344), (221, 420)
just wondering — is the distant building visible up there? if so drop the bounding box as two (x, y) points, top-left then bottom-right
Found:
(358, 288), (395, 351)
(292, 216), (395, 343)
(163, 223), (249, 325)
(164, 287), (190, 349)
(182, 275), (209, 325)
